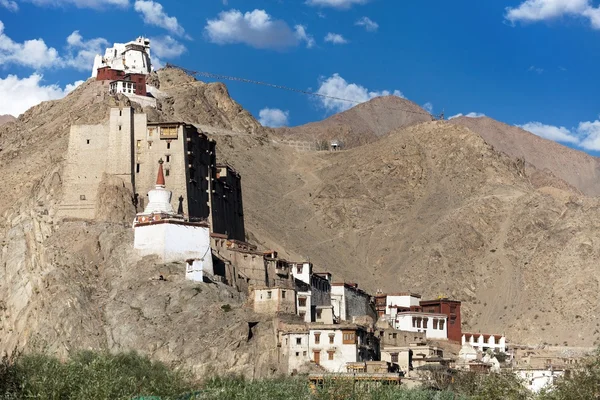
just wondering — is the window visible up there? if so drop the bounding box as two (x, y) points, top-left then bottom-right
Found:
(79, 195), (86, 200)
(439, 320), (445, 330)
(165, 169), (170, 177)
(433, 319), (439, 330)
(450, 316), (456, 325)
(298, 297), (307, 307)
(314, 333), (321, 344)
(267, 291), (272, 299)
(119, 125), (122, 131)
(136, 140), (141, 148)
(282, 291), (286, 299)
(167, 142), (171, 149)
(296, 265), (303, 274)
(412, 317), (417, 328)
(148, 127), (155, 137)
(296, 338), (302, 345)
(303, 351), (307, 356)
(316, 310), (322, 320)
(329, 334), (335, 344)
(391, 353), (399, 363)
(342, 330), (356, 344)
(148, 142), (152, 149)
(86, 139), (90, 144)
(328, 351), (334, 361)
(136, 164), (140, 173)
(423, 318), (428, 329)
(166, 155), (171, 163)
(295, 352), (299, 357)
(299, 311), (306, 319)
(119, 110), (122, 116)
(392, 333), (397, 339)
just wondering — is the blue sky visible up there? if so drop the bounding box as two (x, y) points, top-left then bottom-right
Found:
(1, 0), (600, 154)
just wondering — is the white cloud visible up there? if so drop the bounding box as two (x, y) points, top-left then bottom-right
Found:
(306, 0), (369, 9)
(324, 32), (348, 44)
(505, 0), (600, 29)
(423, 102), (433, 113)
(27, 0), (128, 8)
(295, 25), (315, 48)
(528, 65), (544, 74)
(0, 0), (18, 11)
(0, 21), (61, 69)
(205, 9), (305, 50)
(150, 36), (186, 59)
(259, 108), (289, 127)
(0, 23), (107, 71)
(355, 16), (378, 31)
(134, 0), (187, 37)
(63, 31), (109, 70)
(518, 121), (581, 145)
(316, 73), (404, 113)
(0, 74), (81, 116)
(448, 112), (486, 120)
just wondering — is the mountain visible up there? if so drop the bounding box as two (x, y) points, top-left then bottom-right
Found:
(273, 96), (432, 148)
(1, 68), (599, 378)
(0, 114), (16, 126)
(449, 116), (600, 196)
(219, 119), (600, 346)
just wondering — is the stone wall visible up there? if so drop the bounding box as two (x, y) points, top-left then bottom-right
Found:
(57, 122), (110, 219)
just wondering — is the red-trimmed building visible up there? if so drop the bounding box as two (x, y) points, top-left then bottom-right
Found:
(419, 299), (462, 342)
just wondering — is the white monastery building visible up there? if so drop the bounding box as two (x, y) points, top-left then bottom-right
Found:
(91, 36), (152, 78)
(133, 159), (213, 280)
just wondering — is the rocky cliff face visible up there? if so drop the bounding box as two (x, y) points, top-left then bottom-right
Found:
(0, 73), (279, 378)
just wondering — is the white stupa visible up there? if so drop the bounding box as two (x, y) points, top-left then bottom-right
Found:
(133, 159), (213, 280)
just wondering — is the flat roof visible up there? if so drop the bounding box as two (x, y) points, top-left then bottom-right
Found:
(378, 293), (422, 298)
(420, 299), (461, 305)
(396, 312), (447, 318)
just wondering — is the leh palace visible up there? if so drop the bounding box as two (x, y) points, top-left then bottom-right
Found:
(50, 36), (576, 392)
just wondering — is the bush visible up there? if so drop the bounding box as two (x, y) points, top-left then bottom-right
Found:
(14, 351), (192, 400)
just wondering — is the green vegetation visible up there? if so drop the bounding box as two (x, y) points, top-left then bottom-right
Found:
(2, 350), (600, 399)
(0, 350), (192, 400)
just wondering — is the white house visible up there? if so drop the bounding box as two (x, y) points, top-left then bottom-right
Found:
(516, 369), (565, 393)
(92, 36), (152, 77)
(133, 160), (213, 279)
(462, 333), (507, 353)
(393, 312), (448, 340)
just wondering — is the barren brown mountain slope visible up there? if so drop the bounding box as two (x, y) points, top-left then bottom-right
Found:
(449, 116), (600, 197)
(218, 121), (600, 347)
(0, 115), (16, 126)
(0, 74), (281, 378)
(274, 96), (432, 148)
(2, 67), (600, 378)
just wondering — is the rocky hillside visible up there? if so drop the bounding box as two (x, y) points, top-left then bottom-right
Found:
(217, 120), (600, 347)
(0, 74), (280, 378)
(2, 66), (600, 377)
(274, 96), (432, 148)
(449, 116), (600, 197)
(0, 115), (16, 126)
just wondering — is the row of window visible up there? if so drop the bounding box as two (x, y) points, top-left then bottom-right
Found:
(411, 317), (445, 330)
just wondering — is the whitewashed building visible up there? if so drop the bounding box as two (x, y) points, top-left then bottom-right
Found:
(133, 160), (213, 279)
(516, 369), (565, 393)
(331, 282), (376, 323)
(290, 262), (332, 323)
(393, 312), (448, 340)
(462, 332), (507, 353)
(280, 324), (379, 374)
(92, 36), (152, 77)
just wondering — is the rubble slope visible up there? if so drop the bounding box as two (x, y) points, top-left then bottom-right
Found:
(273, 96), (432, 148)
(217, 121), (600, 347)
(449, 116), (600, 196)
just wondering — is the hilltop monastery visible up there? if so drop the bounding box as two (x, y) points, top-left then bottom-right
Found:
(55, 36), (565, 387)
